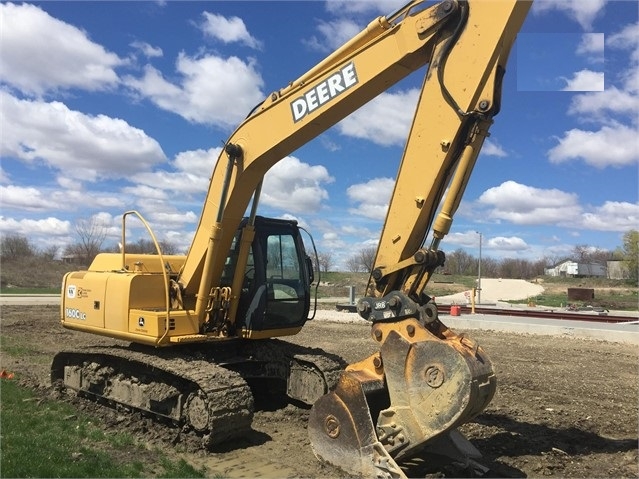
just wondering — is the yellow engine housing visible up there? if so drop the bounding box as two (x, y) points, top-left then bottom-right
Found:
(61, 253), (203, 346)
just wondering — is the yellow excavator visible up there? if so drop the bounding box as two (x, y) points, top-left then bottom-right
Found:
(53, 0), (531, 476)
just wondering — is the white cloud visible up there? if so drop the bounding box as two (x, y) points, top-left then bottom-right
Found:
(478, 181), (582, 225)
(121, 185), (168, 201)
(130, 147), (220, 198)
(91, 211), (117, 226)
(325, 0), (406, 15)
(133, 170), (208, 195)
(446, 230), (482, 248)
(576, 33), (605, 61)
(338, 89), (418, 146)
(568, 87), (639, 119)
(532, 0), (607, 31)
(581, 201), (639, 231)
(130, 41), (163, 58)
(1, 91), (166, 181)
(0, 215), (71, 236)
(0, 184), (125, 213)
(347, 177), (394, 220)
(124, 53), (264, 128)
(607, 22), (639, 90)
(621, 66), (639, 94)
(320, 136), (341, 152)
(547, 122), (639, 168)
(607, 22), (639, 53)
(148, 210), (198, 226)
(477, 182), (639, 233)
(323, 231), (339, 241)
(304, 19), (361, 52)
(0, 2), (124, 96)
(482, 140), (508, 158)
(261, 156), (334, 214)
(173, 147), (220, 178)
(0, 185), (51, 211)
(200, 12), (262, 50)
(549, 22), (638, 169)
(59, 190), (124, 210)
(117, 152), (218, 250)
(561, 69), (604, 91)
(163, 229), (194, 254)
(487, 236), (530, 251)
(57, 176), (82, 191)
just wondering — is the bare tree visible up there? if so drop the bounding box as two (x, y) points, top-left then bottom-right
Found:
(496, 258), (545, 279)
(479, 256), (499, 277)
(65, 217), (108, 264)
(345, 255), (363, 273)
(317, 251), (333, 273)
(572, 244), (591, 262)
(0, 233), (36, 260)
(159, 240), (180, 255)
(39, 245), (59, 261)
(109, 238), (179, 255)
(498, 258), (525, 278)
(445, 249), (476, 275)
(358, 246), (377, 273)
(572, 244), (611, 265)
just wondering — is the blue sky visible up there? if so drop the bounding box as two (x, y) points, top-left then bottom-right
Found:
(1, 0), (637, 270)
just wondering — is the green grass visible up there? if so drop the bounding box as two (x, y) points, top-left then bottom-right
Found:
(0, 335), (40, 357)
(514, 288), (638, 310)
(0, 378), (205, 478)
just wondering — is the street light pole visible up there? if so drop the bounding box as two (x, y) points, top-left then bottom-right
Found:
(477, 231), (482, 305)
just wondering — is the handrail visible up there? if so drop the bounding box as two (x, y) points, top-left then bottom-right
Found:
(121, 210), (171, 345)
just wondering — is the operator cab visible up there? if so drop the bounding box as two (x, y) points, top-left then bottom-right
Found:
(221, 216), (313, 333)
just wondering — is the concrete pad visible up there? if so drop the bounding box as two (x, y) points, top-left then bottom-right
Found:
(437, 278), (544, 304)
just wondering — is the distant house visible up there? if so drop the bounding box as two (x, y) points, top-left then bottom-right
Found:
(61, 254), (81, 264)
(544, 260), (606, 278)
(606, 260), (630, 280)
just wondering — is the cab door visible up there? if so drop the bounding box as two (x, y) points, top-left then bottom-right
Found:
(234, 217), (311, 332)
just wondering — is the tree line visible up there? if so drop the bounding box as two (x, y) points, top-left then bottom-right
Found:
(317, 230), (638, 282)
(2, 224), (637, 283)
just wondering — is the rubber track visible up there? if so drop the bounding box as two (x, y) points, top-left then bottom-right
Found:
(51, 345), (254, 447)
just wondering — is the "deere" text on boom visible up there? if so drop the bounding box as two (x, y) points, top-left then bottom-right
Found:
(290, 62), (358, 123)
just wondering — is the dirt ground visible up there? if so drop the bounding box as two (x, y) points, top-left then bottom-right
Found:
(1, 304), (637, 478)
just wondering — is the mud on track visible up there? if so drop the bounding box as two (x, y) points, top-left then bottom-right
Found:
(1, 305), (637, 478)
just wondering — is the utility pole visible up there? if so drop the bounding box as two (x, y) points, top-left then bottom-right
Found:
(476, 231), (482, 305)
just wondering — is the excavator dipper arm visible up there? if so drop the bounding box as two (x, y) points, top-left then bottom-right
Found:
(307, 0), (531, 477)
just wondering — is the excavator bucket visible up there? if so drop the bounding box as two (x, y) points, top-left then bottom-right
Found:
(308, 318), (496, 478)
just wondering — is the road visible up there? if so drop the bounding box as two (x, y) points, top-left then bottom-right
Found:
(0, 294), (60, 305)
